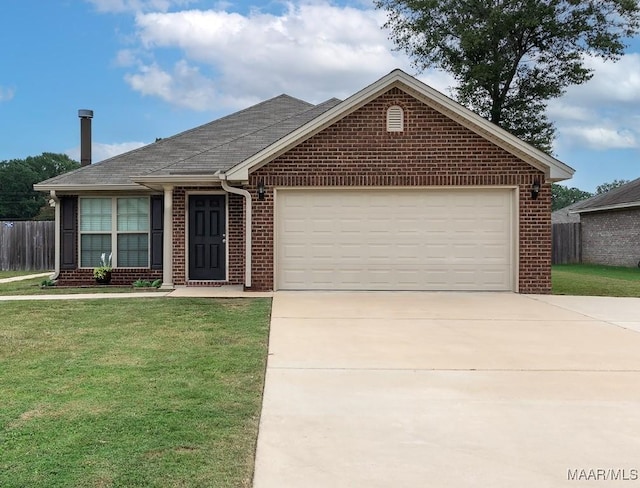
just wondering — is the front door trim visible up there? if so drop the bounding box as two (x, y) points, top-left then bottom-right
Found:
(186, 191), (228, 281)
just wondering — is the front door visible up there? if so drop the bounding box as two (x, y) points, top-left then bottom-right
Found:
(189, 195), (226, 280)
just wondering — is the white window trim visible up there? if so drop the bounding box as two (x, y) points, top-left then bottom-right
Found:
(79, 196), (151, 269)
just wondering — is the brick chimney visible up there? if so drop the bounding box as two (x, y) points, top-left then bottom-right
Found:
(78, 109), (93, 167)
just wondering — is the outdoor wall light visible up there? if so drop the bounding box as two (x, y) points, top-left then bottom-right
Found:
(531, 179), (541, 200)
(257, 180), (266, 201)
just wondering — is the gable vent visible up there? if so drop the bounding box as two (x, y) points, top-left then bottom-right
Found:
(386, 105), (404, 132)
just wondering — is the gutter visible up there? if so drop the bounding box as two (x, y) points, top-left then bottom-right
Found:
(571, 200), (640, 215)
(49, 190), (60, 280)
(219, 174), (252, 288)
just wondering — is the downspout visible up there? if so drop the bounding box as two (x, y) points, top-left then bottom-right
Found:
(49, 190), (60, 280)
(219, 174), (252, 288)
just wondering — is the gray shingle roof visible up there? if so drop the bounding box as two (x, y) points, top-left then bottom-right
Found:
(572, 177), (640, 212)
(39, 94), (341, 187)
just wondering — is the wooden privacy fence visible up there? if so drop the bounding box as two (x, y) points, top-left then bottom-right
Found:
(552, 223), (581, 265)
(0, 221), (55, 271)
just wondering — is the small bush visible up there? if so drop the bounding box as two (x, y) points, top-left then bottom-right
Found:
(132, 279), (162, 289)
(132, 279), (153, 288)
(40, 278), (56, 288)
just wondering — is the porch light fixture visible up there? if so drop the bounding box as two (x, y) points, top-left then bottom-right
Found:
(531, 179), (541, 200)
(257, 180), (266, 201)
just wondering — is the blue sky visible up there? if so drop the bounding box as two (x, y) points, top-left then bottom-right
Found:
(1, 0), (639, 192)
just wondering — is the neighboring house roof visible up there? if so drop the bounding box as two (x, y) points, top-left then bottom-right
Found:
(572, 177), (640, 214)
(35, 69), (574, 192)
(552, 201), (583, 224)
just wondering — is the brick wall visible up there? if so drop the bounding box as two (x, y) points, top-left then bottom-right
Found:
(249, 87), (551, 293)
(57, 268), (162, 286)
(581, 208), (640, 267)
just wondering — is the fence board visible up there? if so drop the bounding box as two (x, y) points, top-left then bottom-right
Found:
(552, 223), (581, 265)
(0, 221), (55, 271)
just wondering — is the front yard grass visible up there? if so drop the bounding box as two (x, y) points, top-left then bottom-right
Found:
(0, 298), (271, 488)
(552, 264), (640, 297)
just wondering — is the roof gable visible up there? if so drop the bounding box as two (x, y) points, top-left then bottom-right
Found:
(225, 69), (574, 182)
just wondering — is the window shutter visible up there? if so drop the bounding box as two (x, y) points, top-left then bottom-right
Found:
(150, 195), (163, 270)
(60, 197), (77, 269)
(387, 105), (404, 132)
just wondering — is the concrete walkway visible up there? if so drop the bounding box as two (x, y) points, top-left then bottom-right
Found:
(253, 292), (640, 488)
(0, 276), (272, 300)
(0, 272), (51, 284)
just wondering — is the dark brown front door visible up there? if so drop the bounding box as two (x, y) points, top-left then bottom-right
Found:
(189, 195), (226, 280)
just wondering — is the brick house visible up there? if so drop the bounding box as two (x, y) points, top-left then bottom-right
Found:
(35, 70), (574, 293)
(572, 177), (640, 267)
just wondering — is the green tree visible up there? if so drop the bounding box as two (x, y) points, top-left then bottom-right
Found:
(551, 183), (592, 211)
(595, 179), (631, 194)
(0, 153), (79, 220)
(376, 0), (640, 153)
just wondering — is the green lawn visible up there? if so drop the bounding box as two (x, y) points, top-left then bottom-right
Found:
(0, 298), (271, 488)
(552, 264), (640, 297)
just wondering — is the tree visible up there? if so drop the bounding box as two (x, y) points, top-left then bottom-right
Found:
(551, 183), (592, 211)
(595, 179), (630, 194)
(0, 153), (79, 220)
(375, 0), (640, 153)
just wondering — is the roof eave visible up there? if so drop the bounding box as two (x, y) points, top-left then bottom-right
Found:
(132, 174), (223, 191)
(34, 183), (146, 193)
(225, 69), (575, 183)
(573, 201), (640, 214)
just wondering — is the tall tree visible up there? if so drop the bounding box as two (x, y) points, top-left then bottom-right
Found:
(375, 0), (640, 152)
(0, 153), (79, 220)
(595, 179), (631, 194)
(551, 183), (592, 211)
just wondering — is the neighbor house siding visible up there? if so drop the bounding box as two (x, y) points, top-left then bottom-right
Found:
(249, 87), (551, 293)
(581, 208), (640, 267)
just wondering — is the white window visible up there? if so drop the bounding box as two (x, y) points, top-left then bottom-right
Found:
(80, 197), (150, 268)
(386, 105), (404, 132)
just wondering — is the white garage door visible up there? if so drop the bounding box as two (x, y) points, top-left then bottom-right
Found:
(276, 188), (515, 291)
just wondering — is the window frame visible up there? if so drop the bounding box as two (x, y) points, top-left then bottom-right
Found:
(79, 196), (151, 269)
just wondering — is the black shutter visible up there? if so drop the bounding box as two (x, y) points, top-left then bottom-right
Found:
(150, 195), (163, 269)
(60, 197), (77, 269)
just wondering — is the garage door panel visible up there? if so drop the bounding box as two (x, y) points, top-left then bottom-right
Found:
(276, 189), (515, 291)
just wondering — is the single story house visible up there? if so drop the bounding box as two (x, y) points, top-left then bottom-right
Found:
(571, 177), (640, 267)
(35, 69), (574, 293)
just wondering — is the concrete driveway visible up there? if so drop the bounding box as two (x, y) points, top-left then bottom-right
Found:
(253, 292), (640, 487)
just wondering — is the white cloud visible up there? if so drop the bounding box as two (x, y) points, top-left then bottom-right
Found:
(113, 49), (138, 67)
(568, 53), (640, 106)
(551, 53), (640, 151)
(120, 3), (414, 109)
(67, 141), (148, 163)
(560, 126), (638, 150)
(86, 0), (195, 13)
(124, 60), (219, 110)
(0, 86), (15, 102)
